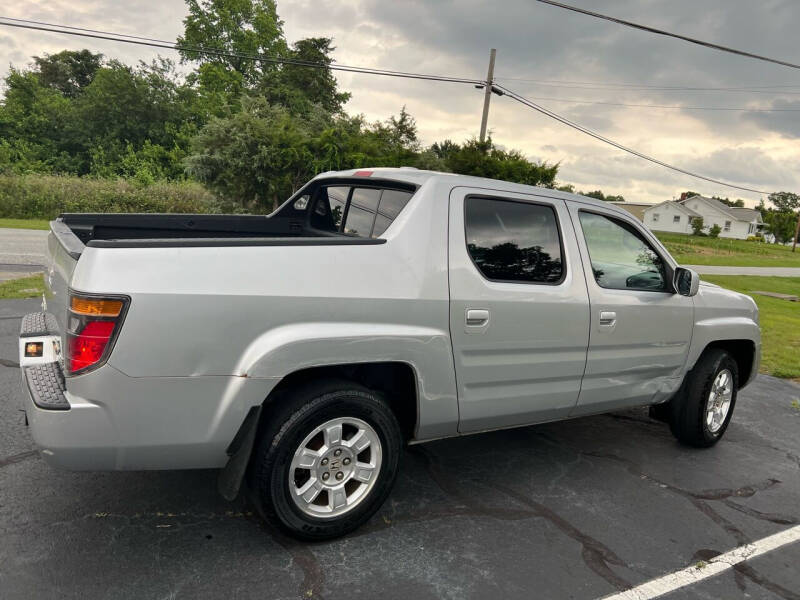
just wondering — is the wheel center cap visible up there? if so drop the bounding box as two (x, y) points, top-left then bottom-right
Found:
(318, 446), (354, 485)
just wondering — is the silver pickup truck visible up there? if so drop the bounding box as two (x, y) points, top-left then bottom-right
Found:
(18, 168), (760, 539)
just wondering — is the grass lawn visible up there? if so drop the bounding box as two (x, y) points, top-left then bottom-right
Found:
(0, 218), (50, 230)
(0, 274), (46, 299)
(655, 231), (800, 267)
(701, 275), (800, 379)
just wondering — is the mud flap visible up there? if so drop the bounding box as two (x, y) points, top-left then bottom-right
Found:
(217, 405), (262, 501)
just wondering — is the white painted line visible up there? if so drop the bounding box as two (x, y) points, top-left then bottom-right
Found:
(601, 524), (800, 600)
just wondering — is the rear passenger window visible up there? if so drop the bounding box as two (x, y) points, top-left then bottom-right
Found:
(465, 197), (564, 284)
(309, 186), (413, 238)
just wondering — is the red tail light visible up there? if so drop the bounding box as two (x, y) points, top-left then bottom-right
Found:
(66, 293), (129, 375)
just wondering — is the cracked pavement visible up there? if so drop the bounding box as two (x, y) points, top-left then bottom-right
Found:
(1, 297), (799, 599)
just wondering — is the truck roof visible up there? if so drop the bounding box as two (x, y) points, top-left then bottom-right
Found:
(313, 167), (632, 219)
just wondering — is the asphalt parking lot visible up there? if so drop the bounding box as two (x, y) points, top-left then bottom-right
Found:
(2, 297), (799, 600)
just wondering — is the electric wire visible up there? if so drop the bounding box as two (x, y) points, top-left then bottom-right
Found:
(495, 84), (772, 195)
(534, 0), (800, 70)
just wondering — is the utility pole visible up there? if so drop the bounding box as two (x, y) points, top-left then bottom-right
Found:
(479, 48), (497, 143)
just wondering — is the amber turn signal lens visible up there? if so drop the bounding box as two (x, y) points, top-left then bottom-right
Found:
(70, 297), (123, 317)
(24, 342), (44, 357)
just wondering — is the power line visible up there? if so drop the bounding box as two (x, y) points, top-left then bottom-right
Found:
(534, 0), (800, 71)
(503, 95), (800, 112)
(493, 76), (800, 91)
(0, 18), (483, 85)
(494, 84), (771, 195)
(0, 16), (774, 194)
(493, 77), (800, 95)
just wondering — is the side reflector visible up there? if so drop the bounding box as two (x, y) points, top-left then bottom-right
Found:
(70, 297), (123, 317)
(353, 170), (373, 177)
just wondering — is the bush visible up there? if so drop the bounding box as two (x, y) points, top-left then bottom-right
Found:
(0, 174), (243, 219)
(708, 224), (722, 238)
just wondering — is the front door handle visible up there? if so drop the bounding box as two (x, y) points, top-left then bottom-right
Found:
(599, 311), (617, 326)
(466, 309), (490, 326)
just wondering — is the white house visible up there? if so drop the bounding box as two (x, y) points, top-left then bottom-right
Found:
(641, 200), (701, 234)
(643, 195), (763, 239)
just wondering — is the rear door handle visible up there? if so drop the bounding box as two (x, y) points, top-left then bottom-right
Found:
(599, 311), (617, 326)
(466, 309), (490, 326)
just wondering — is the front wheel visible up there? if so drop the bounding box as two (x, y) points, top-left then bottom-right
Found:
(249, 380), (402, 540)
(669, 349), (738, 447)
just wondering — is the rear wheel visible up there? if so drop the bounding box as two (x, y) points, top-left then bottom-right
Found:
(249, 380), (402, 540)
(669, 349), (738, 447)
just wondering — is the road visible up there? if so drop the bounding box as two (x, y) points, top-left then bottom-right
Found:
(688, 265), (800, 277)
(2, 296), (799, 600)
(0, 227), (47, 266)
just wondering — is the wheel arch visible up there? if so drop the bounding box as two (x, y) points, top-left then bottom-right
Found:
(261, 362), (420, 441)
(692, 339), (757, 390)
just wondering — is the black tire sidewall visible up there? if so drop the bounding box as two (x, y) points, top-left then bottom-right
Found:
(255, 385), (401, 540)
(671, 349), (738, 447)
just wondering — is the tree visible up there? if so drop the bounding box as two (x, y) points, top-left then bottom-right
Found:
(186, 97), (318, 209)
(708, 224), (722, 238)
(273, 38), (350, 114)
(33, 50), (104, 98)
(691, 217), (705, 236)
(178, 0), (287, 100)
(761, 193), (800, 248)
(441, 139), (557, 187)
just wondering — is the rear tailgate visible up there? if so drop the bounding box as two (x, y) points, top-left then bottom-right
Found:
(44, 220), (85, 344)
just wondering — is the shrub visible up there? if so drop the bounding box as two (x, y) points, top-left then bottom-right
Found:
(690, 217), (705, 236)
(708, 224), (722, 238)
(0, 174), (245, 219)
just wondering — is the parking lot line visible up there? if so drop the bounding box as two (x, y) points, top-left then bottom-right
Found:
(600, 524), (800, 600)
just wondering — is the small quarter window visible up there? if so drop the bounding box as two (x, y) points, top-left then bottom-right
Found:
(309, 186), (413, 237)
(465, 197), (564, 284)
(673, 215), (681, 223)
(652, 213), (660, 222)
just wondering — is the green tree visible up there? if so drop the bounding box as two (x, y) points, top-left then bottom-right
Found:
(691, 217), (705, 236)
(760, 193), (800, 247)
(32, 50), (104, 98)
(441, 139), (557, 187)
(177, 0), (287, 101)
(186, 97), (318, 209)
(272, 37), (350, 114)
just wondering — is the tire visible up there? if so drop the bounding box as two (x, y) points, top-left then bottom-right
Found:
(669, 349), (738, 448)
(249, 379), (402, 540)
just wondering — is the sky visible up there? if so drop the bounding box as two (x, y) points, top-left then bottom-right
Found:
(2, 0), (799, 206)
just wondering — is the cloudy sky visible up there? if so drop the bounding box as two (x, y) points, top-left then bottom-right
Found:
(2, 0), (799, 205)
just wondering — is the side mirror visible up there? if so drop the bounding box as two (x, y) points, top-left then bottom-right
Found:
(674, 267), (700, 297)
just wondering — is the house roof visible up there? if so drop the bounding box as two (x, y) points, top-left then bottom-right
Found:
(680, 195), (761, 222)
(644, 200), (702, 218)
(729, 207), (763, 223)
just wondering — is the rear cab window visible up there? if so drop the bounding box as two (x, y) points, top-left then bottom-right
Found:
(464, 196), (564, 284)
(309, 184), (414, 238)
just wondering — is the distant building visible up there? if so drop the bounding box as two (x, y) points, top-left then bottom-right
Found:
(642, 195), (763, 239)
(609, 202), (650, 222)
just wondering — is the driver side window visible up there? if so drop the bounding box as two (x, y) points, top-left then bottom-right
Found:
(579, 211), (667, 292)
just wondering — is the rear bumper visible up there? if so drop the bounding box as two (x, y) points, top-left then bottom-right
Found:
(19, 313), (278, 471)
